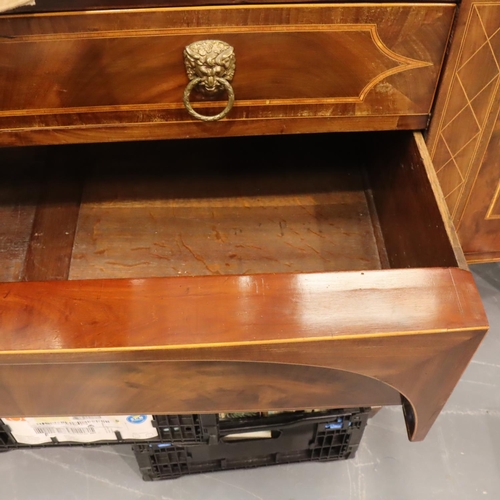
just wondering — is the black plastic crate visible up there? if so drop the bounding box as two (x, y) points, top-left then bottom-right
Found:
(133, 408), (370, 481)
(154, 414), (218, 445)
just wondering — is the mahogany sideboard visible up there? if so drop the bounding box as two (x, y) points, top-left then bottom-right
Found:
(0, 0), (490, 442)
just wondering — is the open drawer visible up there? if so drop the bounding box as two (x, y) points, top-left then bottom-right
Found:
(0, 131), (487, 441)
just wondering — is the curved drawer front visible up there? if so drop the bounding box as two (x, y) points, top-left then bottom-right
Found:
(0, 4), (454, 145)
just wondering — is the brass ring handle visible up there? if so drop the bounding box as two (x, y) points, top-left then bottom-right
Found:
(183, 76), (235, 122)
(183, 40), (236, 122)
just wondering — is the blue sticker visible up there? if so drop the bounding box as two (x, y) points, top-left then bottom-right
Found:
(325, 422), (343, 430)
(127, 415), (148, 424)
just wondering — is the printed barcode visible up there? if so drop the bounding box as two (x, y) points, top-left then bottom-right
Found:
(36, 420), (112, 427)
(37, 422), (85, 427)
(33, 426), (97, 435)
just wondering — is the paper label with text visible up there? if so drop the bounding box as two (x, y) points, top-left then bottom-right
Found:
(1, 415), (158, 445)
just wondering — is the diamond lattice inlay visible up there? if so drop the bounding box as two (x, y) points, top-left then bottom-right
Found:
(431, 2), (500, 218)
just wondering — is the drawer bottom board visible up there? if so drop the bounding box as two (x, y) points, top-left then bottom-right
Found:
(1, 134), (388, 282)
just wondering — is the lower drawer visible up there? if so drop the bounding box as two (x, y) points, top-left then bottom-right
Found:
(0, 3), (454, 146)
(0, 131), (488, 441)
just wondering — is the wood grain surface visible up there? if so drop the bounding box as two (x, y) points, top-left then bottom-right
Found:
(0, 267), (486, 353)
(0, 362), (402, 418)
(426, 0), (500, 262)
(6, 0), (458, 15)
(0, 183), (38, 282)
(0, 132), (460, 280)
(0, 148), (44, 282)
(0, 115), (430, 147)
(451, 117), (500, 261)
(0, 330), (484, 443)
(0, 4), (454, 145)
(70, 135), (381, 279)
(22, 177), (82, 281)
(368, 132), (466, 269)
(0, 269), (487, 440)
(0, 264), (488, 441)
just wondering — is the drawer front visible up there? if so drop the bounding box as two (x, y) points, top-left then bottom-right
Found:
(0, 4), (454, 145)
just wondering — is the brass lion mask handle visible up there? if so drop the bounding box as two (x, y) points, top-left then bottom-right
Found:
(183, 40), (236, 122)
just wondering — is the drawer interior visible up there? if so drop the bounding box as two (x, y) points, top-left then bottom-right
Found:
(0, 131), (463, 284)
(0, 131), (487, 440)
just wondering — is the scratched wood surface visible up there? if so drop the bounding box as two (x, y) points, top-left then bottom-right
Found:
(0, 148), (45, 282)
(0, 4), (454, 146)
(0, 132), (462, 281)
(70, 135), (381, 279)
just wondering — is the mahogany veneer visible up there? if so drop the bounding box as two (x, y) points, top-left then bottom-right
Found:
(0, 4), (454, 145)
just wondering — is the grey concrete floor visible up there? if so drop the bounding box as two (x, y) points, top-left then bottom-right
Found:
(1, 263), (500, 499)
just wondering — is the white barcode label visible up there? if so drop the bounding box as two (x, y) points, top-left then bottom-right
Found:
(1, 416), (158, 445)
(34, 426), (99, 435)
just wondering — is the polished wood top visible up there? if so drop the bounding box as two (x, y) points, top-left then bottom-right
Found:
(0, 267), (487, 356)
